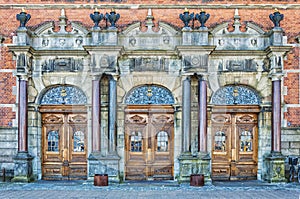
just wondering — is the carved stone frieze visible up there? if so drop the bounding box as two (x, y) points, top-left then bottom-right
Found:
(183, 55), (208, 72)
(134, 57), (166, 72)
(91, 54), (116, 72)
(119, 57), (180, 74)
(217, 59), (259, 72)
(42, 57), (83, 73)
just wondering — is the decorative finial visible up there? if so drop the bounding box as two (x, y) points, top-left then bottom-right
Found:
(201, 8), (205, 12)
(105, 9), (120, 29)
(179, 8), (194, 29)
(269, 8), (284, 28)
(111, 8), (115, 13)
(61, 9), (65, 16)
(90, 8), (104, 28)
(233, 8), (241, 32)
(148, 8), (152, 16)
(195, 9), (210, 28)
(234, 8), (239, 16)
(16, 8), (31, 28)
(21, 8), (26, 13)
(145, 8), (154, 30)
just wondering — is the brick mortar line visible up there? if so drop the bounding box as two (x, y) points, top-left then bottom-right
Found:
(0, 4), (300, 10)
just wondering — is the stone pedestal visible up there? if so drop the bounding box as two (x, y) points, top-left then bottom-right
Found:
(196, 27), (209, 45)
(270, 27), (283, 46)
(12, 152), (34, 182)
(182, 28), (192, 45)
(264, 152), (286, 183)
(88, 153), (121, 183)
(178, 152), (211, 185)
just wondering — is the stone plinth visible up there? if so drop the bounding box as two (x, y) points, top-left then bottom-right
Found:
(178, 152), (211, 185)
(264, 152), (286, 183)
(88, 153), (121, 183)
(12, 152), (34, 182)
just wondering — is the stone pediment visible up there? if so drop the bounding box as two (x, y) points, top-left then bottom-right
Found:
(119, 22), (180, 50)
(210, 22), (268, 51)
(211, 22), (265, 36)
(34, 21), (89, 36)
(209, 10), (269, 51)
(31, 21), (89, 50)
(30, 10), (89, 50)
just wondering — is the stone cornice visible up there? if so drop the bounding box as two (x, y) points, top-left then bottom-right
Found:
(83, 45), (124, 55)
(210, 50), (266, 56)
(176, 46), (216, 56)
(264, 46), (293, 57)
(2, 4), (300, 10)
(124, 50), (176, 57)
(31, 49), (88, 56)
(8, 45), (34, 54)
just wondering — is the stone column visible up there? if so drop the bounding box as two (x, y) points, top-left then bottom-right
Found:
(178, 76), (195, 182)
(196, 75), (211, 185)
(271, 78), (281, 153)
(92, 75), (101, 152)
(198, 77), (207, 153)
(88, 75), (102, 179)
(108, 75), (117, 154)
(12, 75), (34, 182)
(182, 76), (191, 153)
(264, 74), (286, 183)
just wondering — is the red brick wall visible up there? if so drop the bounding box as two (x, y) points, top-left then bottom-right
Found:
(0, 1), (300, 126)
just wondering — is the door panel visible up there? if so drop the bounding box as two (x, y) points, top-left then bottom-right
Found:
(125, 105), (174, 180)
(42, 109), (87, 180)
(212, 111), (258, 180)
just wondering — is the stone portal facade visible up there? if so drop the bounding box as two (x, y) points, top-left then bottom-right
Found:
(0, 1), (299, 183)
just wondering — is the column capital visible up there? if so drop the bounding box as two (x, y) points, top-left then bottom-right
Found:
(18, 74), (29, 81)
(196, 73), (209, 81)
(91, 73), (103, 81)
(269, 71), (284, 81)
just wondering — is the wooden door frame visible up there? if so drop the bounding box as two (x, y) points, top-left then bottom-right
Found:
(40, 105), (88, 180)
(211, 105), (260, 181)
(124, 105), (175, 180)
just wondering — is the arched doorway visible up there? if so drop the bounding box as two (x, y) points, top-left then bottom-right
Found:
(210, 85), (261, 180)
(39, 85), (88, 180)
(124, 85), (175, 180)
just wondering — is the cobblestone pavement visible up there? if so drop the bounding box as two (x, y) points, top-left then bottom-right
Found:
(0, 180), (299, 199)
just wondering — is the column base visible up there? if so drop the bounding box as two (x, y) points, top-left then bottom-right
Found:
(178, 152), (211, 185)
(264, 152), (287, 183)
(88, 152), (121, 183)
(12, 152), (35, 183)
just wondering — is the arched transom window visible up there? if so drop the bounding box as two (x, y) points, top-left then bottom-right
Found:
(211, 85), (260, 105)
(125, 85), (174, 105)
(40, 85), (87, 105)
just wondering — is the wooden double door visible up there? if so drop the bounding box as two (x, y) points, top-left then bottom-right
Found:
(41, 105), (88, 180)
(125, 105), (174, 180)
(211, 106), (259, 180)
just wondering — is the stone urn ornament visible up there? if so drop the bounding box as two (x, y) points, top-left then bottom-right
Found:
(90, 8), (104, 28)
(16, 8), (31, 28)
(179, 8), (194, 29)
(105, 8), (120, 29)
(269, 8), (284, 28)
(195, 9), (210, 28)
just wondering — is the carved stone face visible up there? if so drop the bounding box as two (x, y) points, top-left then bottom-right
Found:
(251, 39), (257, 46)
(218, 39), (224, 46)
